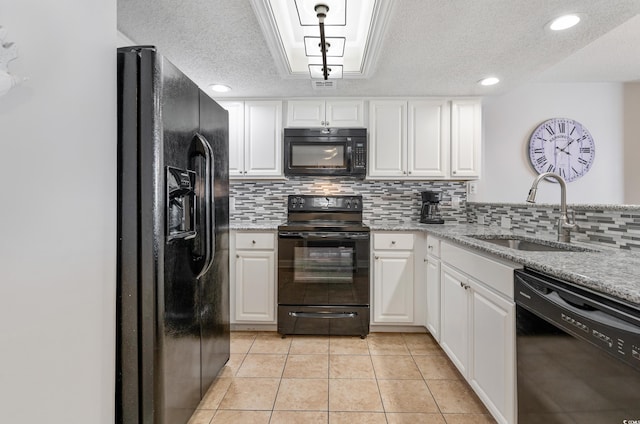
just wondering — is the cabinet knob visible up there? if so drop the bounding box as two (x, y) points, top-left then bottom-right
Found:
(408, 171), (411, 175)
(428, 245), (433, 250)
(326, 121), (329, 126)
(452, 170), (457, 174)
(375, 256), (379, 260)
(252, 240), (256, 244)
(236, 254), (239, 258)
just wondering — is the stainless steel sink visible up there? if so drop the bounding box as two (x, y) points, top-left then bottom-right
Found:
(469, 236), (592, 252)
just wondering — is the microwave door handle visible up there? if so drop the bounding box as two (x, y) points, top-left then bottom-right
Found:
(346, 145), (352, 171)
(193, 133), (215, 280)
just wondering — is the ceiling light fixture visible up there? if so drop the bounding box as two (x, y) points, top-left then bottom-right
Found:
(209, 84), (231, 93)
(479, 77), (500, 86)
(314, 4), (331, 80)
(250, 0), (395, 80)
(549, 14), (581, 31)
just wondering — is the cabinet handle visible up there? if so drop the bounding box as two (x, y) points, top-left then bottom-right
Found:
(459, 281), (469, 290)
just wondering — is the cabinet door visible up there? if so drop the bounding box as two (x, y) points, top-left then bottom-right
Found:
(218, 101), (245, 177)
(368, 100), (406, 178)
(325, 100), (364, 127)
(235, 250), (276, 322)
(425, 256), (441, 341)
(244, 100), (282, 177)
(451, 99), (481, 179)
(469, 280), (515, 424)
(287, 100), (325, 127)
(407, 100), (450, 178)
(372, 250), (414, 323)
(440, 263), (469, 376)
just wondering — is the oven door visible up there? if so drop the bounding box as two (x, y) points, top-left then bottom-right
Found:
(278, 231), (370, 307)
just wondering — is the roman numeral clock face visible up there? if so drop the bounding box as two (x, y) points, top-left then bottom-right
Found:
(528, 118), (595, 182)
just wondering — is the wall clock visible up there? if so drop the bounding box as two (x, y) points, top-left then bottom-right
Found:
(528, 118), (595, 182)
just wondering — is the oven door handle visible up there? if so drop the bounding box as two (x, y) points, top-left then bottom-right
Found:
(279, 231), (369, 240)
(288, 311), (358, 319)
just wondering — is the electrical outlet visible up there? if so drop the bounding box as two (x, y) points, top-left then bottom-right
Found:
(467, 181), (478, 195)
(451, 196), (460, 208)
(477, 215), (485, 225)
(501, 216), (512, 229)
(229, 197), (236, 212)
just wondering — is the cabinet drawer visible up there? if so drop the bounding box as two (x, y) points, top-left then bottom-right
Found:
(236, 232), (275, 250)
(373, 233), (414, 250)
(426, 235), (441, 258)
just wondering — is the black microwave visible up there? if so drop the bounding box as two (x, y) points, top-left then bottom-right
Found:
(283, 128), (367, 178)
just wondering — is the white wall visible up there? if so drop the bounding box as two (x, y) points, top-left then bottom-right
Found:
(624, 82), (640, 204)
(0, 2), (116, 423)
(476, 82), (625, 205)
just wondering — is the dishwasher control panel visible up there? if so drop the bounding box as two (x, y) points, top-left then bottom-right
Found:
(515, 268), (640, 371)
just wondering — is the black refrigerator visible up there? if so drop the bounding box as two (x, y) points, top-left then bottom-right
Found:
(116, 46), (230, 424)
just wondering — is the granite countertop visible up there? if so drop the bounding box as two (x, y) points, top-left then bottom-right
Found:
(368, 221), (640, 306)
(230, 220), (284, 230)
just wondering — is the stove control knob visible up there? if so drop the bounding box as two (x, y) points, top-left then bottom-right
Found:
(353, 199), (359, 209)
(346, 200), (351, 208)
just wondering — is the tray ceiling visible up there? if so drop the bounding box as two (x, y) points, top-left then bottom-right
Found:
(117, 0), (640, 98)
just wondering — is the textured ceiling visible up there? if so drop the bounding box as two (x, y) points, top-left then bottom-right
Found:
(117, 0), (640, 98)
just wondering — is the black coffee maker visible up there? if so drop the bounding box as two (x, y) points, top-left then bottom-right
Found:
(420, 191), (444, 224)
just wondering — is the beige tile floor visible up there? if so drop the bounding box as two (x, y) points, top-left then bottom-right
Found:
(189, 332), (496, 424)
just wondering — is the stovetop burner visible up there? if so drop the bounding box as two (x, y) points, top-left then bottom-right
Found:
(280, 195), (368, 232)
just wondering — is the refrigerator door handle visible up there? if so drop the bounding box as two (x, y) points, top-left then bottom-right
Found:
(192, 133), (215, 279)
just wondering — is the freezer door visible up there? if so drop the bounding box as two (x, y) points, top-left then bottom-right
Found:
(198, 91), (230, 394)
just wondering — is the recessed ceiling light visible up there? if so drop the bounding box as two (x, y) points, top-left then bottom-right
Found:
(549, 14), (581, 31)
(479, 77), (500, 86)
(209, 84), (231, 93)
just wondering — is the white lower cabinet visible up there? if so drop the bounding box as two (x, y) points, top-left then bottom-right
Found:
(425, 235), (441, 341)
(372, 232), (427, 325)
(469, 280), (515, 424)
(440, 263), (470, 375)
(230, 231), (276, 323)
(438, 241), (518, 424)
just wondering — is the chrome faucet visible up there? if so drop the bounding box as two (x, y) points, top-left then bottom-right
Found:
(526, 172), (577, 243)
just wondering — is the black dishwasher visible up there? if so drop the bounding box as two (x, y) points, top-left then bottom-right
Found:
(515, 268), (640, 423)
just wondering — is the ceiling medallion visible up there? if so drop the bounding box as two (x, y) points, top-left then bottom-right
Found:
(250, 0), (395, 80)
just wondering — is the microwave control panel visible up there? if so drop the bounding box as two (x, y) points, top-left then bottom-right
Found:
(353, 141), (366, 169)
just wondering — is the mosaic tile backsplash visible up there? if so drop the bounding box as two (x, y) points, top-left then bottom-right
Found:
(467, 202), (640, 251)
(230, 178), (640, 251)
(230, 178), (469, 224)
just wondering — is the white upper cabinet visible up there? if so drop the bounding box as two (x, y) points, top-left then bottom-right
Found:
(369, 98), (480, 180)
(368, 100), (407, 178)
(219, 100), (282, 178)
(451, 99), (481, 179)
(408, 100), (450, 178)
(218, 101), (245, 177)
(287, 99), (364, 127)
